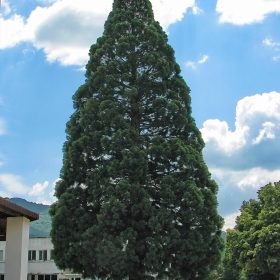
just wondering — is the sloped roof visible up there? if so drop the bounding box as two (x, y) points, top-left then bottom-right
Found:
(0, 197), (39, 241)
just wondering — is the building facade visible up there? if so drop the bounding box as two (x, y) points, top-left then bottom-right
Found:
(0, 237), (84, 280)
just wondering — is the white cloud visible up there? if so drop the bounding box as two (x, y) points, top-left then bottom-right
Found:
(201, 91), (280, 155)
(202, 92), (280, 219)
(29, 181), (49, 196)
(186, 54), (209, 69)
(28, 179), (58, 205)
(0, 15), (26, 49)
(263, 38), (280, 47)
(252, 122), (275, 144)
(223, 211), (240, 231)
(263, 39), (280, 60)
(152, 0), (195, 30)
(0, 0), (196, 66)
(52, 178), (61, 187)
(198, 55), (209, 64)
(0, 174), (30, 195)
(0, 172), (57, 204)
(186, 61), (196, 69)
(211, 167), (280, 191)
(192, 5), (203, 15)
(213, 165), (280, 223)
(22, 0), (112, 65)
(216, 0), (280, 25)
(201, 119), (248, 154)
(237, 168), (280, 189)
(1, 0), (11, 15)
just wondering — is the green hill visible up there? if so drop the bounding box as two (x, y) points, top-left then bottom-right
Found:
(10, 198), (51, 237)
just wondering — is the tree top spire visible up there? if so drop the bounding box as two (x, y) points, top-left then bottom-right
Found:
(112, 0), (154, 19)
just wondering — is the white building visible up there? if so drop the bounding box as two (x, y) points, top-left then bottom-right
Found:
(0, 237), (84, 280)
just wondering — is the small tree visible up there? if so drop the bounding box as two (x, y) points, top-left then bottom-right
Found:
(50, 0), (223, 279)
(225, 181), (280, 280)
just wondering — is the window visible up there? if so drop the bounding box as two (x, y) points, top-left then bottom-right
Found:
(28, 250), (36, 261)
(38, 275), (57, 280)
(0, 274), (4, 280)
(0, 250), (3, 261)
(39, 250), (47, 261)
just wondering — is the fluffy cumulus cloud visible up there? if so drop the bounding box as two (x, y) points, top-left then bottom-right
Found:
(201, 91), (280, 169)
(29, 181), (49, 196)
(0, 0), (196, 66)
(0, 15), (26, 49)
(152, 0), (195, 30)
(216, 0), (280, 25)
(29, 180), (56, 205)
(0, 172), (57, 205)
(201, 91), (280, 228)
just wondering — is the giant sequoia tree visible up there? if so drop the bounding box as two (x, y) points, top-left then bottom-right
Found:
(50, 0), (223, 279)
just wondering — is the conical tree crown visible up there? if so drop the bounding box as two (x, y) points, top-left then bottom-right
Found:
(113, 0), (154, 18)
(50, 1), (223, 280)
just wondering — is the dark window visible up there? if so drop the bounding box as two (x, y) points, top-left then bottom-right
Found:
(50, 250), (54, 260)
(31, 275), (36, 280)
(39, 250), (47, 260)
(0, 274), (4, 280)
(37, 274), (57, 280)
(28, 250), (36, 261)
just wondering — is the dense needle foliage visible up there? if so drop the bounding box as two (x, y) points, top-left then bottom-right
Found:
(50, 0), (223, 279)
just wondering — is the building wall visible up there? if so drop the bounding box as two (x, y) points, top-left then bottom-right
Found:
(28, 237), (60, 275)
(0, 241), (5, 276)
(0, 238), (85, 280)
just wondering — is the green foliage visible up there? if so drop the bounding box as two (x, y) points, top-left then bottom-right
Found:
(50, 0), (223, 279)
(224, 181), (280, 280)
(10, 198), (51, 237)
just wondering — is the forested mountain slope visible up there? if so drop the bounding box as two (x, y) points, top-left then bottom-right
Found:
(10, 198), (51, 237)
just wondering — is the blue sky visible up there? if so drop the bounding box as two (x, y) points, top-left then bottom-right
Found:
(0, 0), (280, 229)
